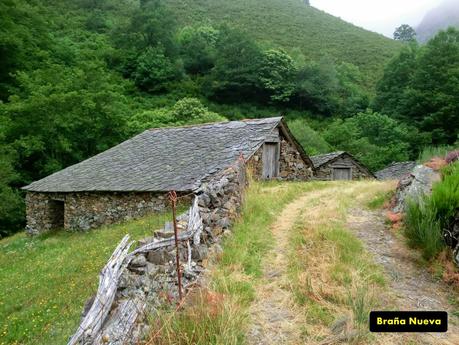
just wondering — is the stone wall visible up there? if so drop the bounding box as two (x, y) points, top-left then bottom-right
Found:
(71, 158), (248, 344)
(248, 135), (313, 181)
(25, 191), (173, 235)
(313, 155), (373, 181)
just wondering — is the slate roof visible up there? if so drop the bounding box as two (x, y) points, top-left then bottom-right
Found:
(375, 161), (416, 180)
(311, 151), (375, 177)
(310, 151), (345, 168)
(24, 117), (310, 193)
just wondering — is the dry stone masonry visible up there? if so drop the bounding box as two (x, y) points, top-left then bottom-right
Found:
(68, 159), (247, 345)
(26, 192), (171, 235)
(311, 151), (374, 181)
(23, 117), (313, 235)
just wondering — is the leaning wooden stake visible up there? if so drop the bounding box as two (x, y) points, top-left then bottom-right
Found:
(169, 191), (183, 302)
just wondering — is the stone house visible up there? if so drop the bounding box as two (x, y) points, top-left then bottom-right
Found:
(311, 151), (375, 180)
(23, 117), (314, 234)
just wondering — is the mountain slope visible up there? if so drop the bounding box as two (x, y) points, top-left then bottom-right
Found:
(416, 0), (459, 43)
(166, 0), (401, 87)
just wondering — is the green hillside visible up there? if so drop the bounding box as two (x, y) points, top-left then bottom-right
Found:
(166, 0), (402, 87)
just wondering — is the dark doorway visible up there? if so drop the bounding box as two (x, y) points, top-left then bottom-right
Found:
(262, 142), (279, 179)
(332, 167), (352, 180)
(48, 200), (65, 229)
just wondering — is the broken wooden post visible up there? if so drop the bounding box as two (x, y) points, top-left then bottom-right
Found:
(168, 190), (183, 302)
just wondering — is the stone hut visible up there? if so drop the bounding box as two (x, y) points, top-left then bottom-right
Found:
(311, 151), (375, 181)
(375, 161), (416, 180)
(23, 117), (313, 235)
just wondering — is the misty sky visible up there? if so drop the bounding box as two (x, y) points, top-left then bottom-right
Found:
(310, 0), (443, 38)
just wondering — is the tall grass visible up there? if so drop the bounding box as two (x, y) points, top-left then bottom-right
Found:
(404, 200), (444, 260)
(417, 145), (455, 163)
(404, 162), (459, 260)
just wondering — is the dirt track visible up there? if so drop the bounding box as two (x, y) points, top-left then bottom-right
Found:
(246, 182), (459, 344)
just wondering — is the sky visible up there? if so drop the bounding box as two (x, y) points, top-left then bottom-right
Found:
(310, 0), (443, 38)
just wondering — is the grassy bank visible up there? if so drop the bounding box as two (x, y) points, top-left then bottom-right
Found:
(0, 211), (179, 345)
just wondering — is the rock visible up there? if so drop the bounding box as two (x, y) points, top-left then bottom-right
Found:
(137, 236), (155, 248)
(375, 161), (416, 180)
(147, 249), (172, 265)
(217, 217), (231, 229)
(330, 315), (350, 335)
(129, 254), (147, 268)
(192, 244), (208, 261)
(392, 165), (441, 213)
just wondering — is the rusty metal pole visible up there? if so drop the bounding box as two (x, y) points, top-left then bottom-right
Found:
(169, 191), (183, 302)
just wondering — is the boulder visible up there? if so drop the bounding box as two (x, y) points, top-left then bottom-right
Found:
(392, 165), (441, 213)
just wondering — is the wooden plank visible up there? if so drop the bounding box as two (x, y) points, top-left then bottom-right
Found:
(68, 235), (132, 345)
(262, 143), (278, 179)
(332, 168), (352, 180)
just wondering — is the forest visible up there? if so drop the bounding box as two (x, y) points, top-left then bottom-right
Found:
(0, 0), (458, 237)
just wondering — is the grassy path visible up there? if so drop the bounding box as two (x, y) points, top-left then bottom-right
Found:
(348, 208), (459, 344)
(246, 192), (325, 344)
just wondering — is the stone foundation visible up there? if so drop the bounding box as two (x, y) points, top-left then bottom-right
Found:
(25, 192), (173, 235)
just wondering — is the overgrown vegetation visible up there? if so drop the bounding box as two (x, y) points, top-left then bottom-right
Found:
(0, 0), (457, 237)
(404, 162), (459, 260)
(0, 210), (179, 345)
(287, 182), (392, 342)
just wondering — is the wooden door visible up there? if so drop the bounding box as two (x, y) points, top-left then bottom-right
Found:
(332, 167), (351, 180)
(262, 143), (279, 179)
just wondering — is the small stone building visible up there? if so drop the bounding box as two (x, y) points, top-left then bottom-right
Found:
(23, 117), (313, 234)
(375, 161), (416, 180)
(311, 151), (375, 181)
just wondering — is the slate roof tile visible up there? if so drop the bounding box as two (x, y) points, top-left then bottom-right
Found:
(24, 117), (285, 193)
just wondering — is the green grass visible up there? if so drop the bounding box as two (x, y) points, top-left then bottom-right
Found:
(286, 182), (391, 342)
(0, 210), (180, 345)
(166, 0), (402, 89)
(146, 180), (326, 344)
(404, 162), (459, 261)
(366, 190), (394, 210)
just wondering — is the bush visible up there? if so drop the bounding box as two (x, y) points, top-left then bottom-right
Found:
(287, 118), (331, 155)
(404, 162), (459, 260)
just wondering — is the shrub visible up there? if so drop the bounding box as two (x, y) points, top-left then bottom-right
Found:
(404, 162), (459, 260)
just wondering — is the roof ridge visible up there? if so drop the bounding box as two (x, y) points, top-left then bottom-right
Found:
(147, 116), (283, 131)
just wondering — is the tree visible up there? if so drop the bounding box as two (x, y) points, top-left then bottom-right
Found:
(178, 25), (219, 75)
(293, 59), (339, 114)
(323, 111), (429, 171)
(375, 28), (459, 145)
(210, 27), (264, 101)
(1, 62), (132, 183)
(394, 24), (417, 42)
(127, 98), (226, 133)
(373, 43), (419, 118)
(133, 45), (183, 92)
(259, 49), (297, 103)
(335, 62), (369, 116)
(408, 27), (459, 144)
